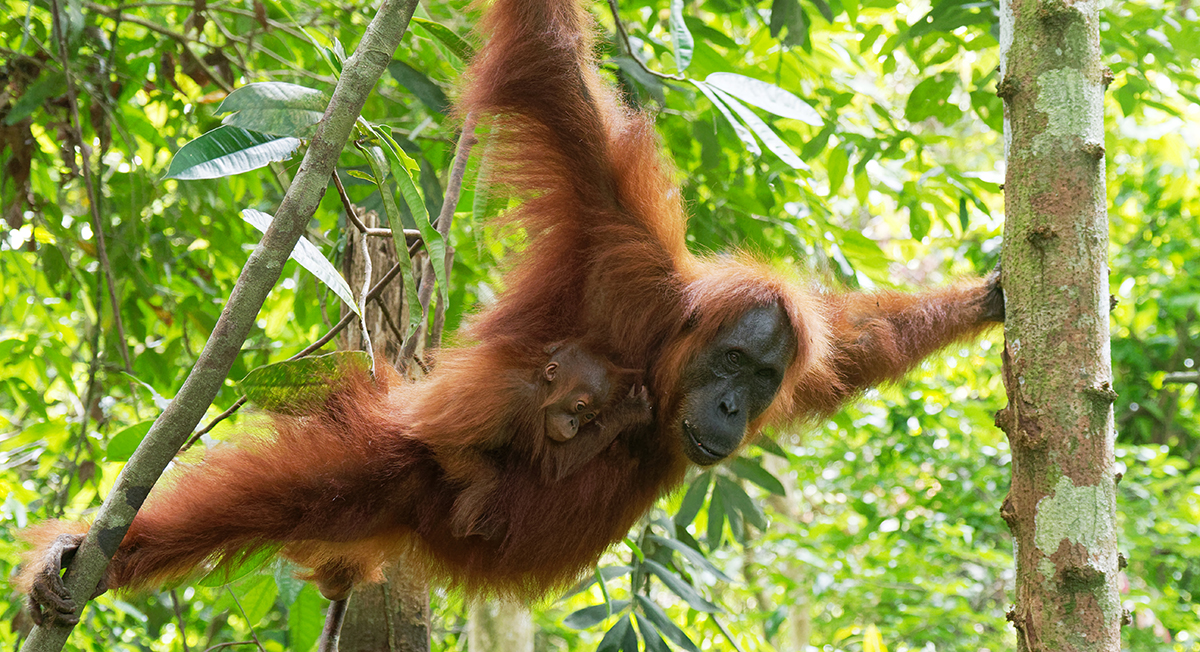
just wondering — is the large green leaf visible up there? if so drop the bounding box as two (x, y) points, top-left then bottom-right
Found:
(705, 73), (823, 125)
(411, 17), (475, 61)
(693, 80), (761, 157)
(355, 136), (424, 335)
(642, 559), (721, 613)
(708, 86), (810, 170)
(241, 208), (359, 315)
(288, 584), (326, 652)
(217, 81), (329, 138)
(563, 599), (631, 629)
(635, 595), (700, 652)
(237, 352), (371, 414)
(388, 60), (450, 114)
(164, 125), (301, 179)
(669, 0), (694, 72)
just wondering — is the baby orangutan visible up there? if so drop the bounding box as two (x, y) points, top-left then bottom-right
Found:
(445, 342), (653, 539)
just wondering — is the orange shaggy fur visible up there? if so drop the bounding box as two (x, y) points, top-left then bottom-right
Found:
(18, 0), (1000, 605)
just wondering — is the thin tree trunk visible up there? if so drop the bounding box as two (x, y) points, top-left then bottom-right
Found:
(339, 213), (432, 652)
(997, 0), (1120, 649)
(467, 600), (534, 652)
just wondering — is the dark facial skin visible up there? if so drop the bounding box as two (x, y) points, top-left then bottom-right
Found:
(542, 344), (612, 442)
(677, 303), (797, 465)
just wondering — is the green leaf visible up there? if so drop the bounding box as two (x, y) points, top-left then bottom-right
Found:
(959, 196), (970, 232)
(905, 74), (964, 126)
(708, 86), (810, 170)
(563, 565), (633, 599)
(807, 0), (835, 22)
(669, 0), (694, 72)
(4, 73), (65, 125)
(241, 208), (359, 315)
(717, 475), (768, 530)
(693, 80), (761, 157)
(826, 145), (849, 197)
(674, 471), (712, 527)
(388, 60), (450, 114)
(411, 17), (475, 61)
(728, 457), (786, 496)
(624, 536), (645, 562)
(164, 125), (300, 180)
(646, 534), (733, 582)
(642, 559), (721, 613)
(637, 614), (672, 652)
(238, 352), (371, 414)
(597, 614), (633, 652)
(106, 420), (154, 462)
(635, 595), (700, 652)
(706, 480), (725, 549)
(752, 434), (788, 458)
(377, 128), (449, 309)
(705, 73), (822, 125)
(233, 574), (278, 626)
(288, 584), (325, 652)
(769, 0), (809, 48)
(564, 599), (631, 629)
(216, 82), (329, 138)
(354, 137), (424, 335)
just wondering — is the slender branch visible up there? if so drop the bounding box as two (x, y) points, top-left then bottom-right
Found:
(170, 590), (191, 652)
(181, 251), (415, 450)
(52, 0), (133, 374)
(226, 590), (266, 652)
(1164, 371), (1200, 384)
(604, 0), (686, 82)
(200, 642), (258, 652)
(401, 117), (477, 360)
(19, 0), (421, 648)
(332, 170), (420, 239)
(83, 1), (234, 93)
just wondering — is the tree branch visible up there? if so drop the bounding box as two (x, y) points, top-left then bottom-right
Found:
(18, 0), (421, 648)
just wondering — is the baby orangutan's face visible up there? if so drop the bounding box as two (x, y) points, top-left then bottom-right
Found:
(541, 345), (613, 442)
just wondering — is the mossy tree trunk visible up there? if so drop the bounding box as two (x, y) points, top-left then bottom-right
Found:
(997, 0), (1120, 650)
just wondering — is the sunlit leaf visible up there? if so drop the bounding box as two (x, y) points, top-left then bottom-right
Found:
(706, 73), (823, 125)
(693, 80), (761, 157)
(411, 17), (475, 61)
(164, 125), (300, 180)
(241, 208), (359, 315)
(217, 81), (329, 138)
(708, 86), (810, 170)
(238, 352), (371, 414)
(669, 0), (694, 72)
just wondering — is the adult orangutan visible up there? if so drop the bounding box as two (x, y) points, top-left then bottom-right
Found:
(19, 0), (1003, 628)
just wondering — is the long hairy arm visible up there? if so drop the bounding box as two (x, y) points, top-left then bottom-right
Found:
(789, 270), (1004, 420)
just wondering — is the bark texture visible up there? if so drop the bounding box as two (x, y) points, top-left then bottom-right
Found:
(998, 0), (1119, 650)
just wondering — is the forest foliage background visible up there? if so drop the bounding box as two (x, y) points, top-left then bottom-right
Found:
(1, 0), (1198, 650)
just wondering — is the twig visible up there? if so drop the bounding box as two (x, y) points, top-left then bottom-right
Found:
(52, 0), (134, 375)
(83, 1), (234, 93)
(181, 250), (416, 450)
(170, 590), (191, 652)
(401, 116), (478, 360)
(1164, 371), (1200, 384)
(332, 171), (421, 239)
(200, 642), (258, 652)
(604, 0), (686, 82)
(226, 589), (266, 652)
(19, 1), (420, 647)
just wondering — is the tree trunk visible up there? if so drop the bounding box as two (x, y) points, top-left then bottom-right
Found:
(467, 600), (534, 652)
(338, 211), (432, 652)
(997, 0), (1120, 649)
